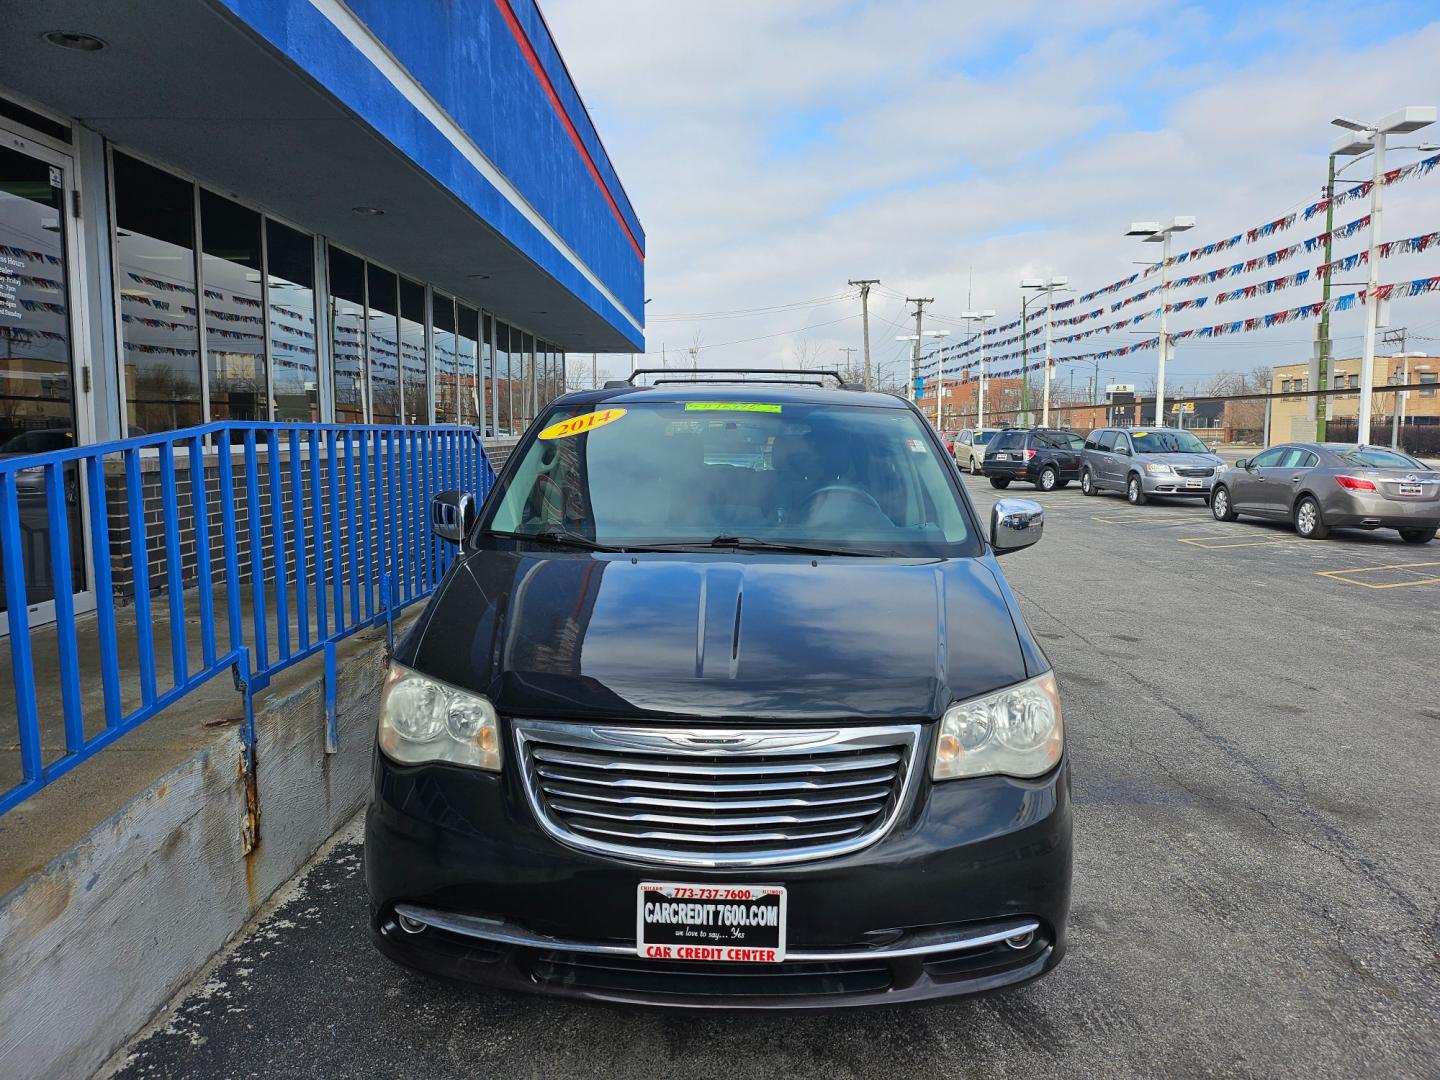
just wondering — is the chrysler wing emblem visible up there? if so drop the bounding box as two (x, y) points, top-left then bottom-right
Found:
(594, 728), (838, 754)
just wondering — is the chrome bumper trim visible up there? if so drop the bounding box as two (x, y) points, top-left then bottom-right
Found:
(393, 904), (1040, 962)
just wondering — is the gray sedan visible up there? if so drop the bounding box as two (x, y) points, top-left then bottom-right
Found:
(1210, 442), (1439, 543)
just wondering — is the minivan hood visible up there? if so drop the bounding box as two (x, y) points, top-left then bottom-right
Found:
(399, 552), (1035, 723)
(1140, 451), (1223, 467)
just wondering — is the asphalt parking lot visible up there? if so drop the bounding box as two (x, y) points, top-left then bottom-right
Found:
(109, 474), (1440, 1080)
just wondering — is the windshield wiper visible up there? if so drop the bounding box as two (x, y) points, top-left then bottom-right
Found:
(487, 528), (624, 552)
(633, 535), (896, 557)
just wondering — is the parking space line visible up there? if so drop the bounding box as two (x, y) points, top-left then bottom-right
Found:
(1178, 534), (1306, 550)
(1093, 514), (1207, 527)
(1316, 561), (1440, 589)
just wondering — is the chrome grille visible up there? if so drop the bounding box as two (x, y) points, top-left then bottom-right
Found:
(513, 720), (921, 868)
(1176, 467), (1215, 478)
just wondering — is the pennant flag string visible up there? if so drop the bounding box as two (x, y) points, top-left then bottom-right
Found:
(1214, 270), (1312, 305)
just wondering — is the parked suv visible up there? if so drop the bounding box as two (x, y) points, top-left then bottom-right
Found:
(982, 428), (1085, 491)
(367, 382), (1071, 1008)
(954, 427), (1004, 474)
(1080, 427), (1224, 504)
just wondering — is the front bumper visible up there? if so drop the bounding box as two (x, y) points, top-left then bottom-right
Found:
(365, 739), (1072, 1009)
(1142, 471), (1215, 496)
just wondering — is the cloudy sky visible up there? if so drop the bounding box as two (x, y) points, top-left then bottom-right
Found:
(546, 0), (1440, 394)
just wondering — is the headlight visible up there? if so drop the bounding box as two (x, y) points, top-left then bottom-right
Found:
(1144, 462), (1174, 475)
(378, 662), (501, 770)
(932, 671), (1063, 781)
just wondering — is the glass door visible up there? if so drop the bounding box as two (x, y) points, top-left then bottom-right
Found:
(0, 127), (93, 629)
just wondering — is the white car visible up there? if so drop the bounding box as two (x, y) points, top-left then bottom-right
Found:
(954, 427), (1005, 474)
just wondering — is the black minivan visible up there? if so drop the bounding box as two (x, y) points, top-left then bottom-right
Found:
(366, 379), (1071, 1008)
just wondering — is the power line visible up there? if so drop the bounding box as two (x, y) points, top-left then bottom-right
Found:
(647, 291), (857, 322)
(639, 312), (860, 354)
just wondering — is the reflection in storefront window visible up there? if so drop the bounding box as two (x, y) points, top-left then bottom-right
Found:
(458, 304), (479, 428)
(200, 190), (266, 421)
(265, 220), (318, 422)
(495, 320), (512, 435)
(113, 152), (203, 434)
(481, 313), (494, 436)
(328, 246), (366, 424)
(399, 278), (427, 424)
(0, 143), (84, 613)
(366, 264), (400, 425)
(518, 331), (535, 430)
(431, 293), (457, 424)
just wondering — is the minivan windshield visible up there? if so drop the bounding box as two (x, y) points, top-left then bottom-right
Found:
(1130, 429), (1209, 454)
(484, 399), (979, 556)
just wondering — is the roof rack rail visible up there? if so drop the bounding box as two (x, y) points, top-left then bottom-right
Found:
(628, 367), (849, 389)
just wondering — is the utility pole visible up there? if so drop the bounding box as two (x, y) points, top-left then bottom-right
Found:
(907, 297), (933, 407)
(1315, 154), (1337, 440)
(1384, 327), (1408, 448)
(849, 279), (880, 391)
(591, 352), (598, 389)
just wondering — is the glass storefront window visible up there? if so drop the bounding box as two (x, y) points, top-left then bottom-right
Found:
(517, 331), (535, 430)
(113, 152), (203, 434)
(458, 304), (479, 428)
(366, 264), (400, 425)
(0, 141), (83, 613)
(481, 312), (494, 436)
(265, 220), (318, 422)
(327, 246), (366, 423)
(199, 190), (266, 421)
(495, 320), (512, 435)
(431, 292), (457, 424)
(398, 277), (427, 424)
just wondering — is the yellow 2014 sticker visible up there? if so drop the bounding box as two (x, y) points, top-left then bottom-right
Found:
(538, 408), (627, 440)
(683, 402), (782, 413)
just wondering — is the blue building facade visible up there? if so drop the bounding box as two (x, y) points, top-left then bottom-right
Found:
(0, 0), (642, 625)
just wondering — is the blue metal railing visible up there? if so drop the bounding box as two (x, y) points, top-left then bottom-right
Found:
(0, 421), (493, 816)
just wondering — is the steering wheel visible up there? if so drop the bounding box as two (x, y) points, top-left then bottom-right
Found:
(799, 484), (887, 516)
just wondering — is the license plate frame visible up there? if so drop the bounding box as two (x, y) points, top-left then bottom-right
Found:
(1398, 483), (1423, 496)
(1185, 479), (1204, 489)
(637, 882), (787, 963)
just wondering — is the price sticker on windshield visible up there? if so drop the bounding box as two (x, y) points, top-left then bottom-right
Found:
(538, 408), (627, 440)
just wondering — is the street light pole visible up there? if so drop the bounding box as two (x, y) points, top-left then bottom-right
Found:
(961, 309), (996, 427)
(1126, 217), (1195, 427)
(1020, 277), (1069, 427)
(1332, 106), (1437, 445)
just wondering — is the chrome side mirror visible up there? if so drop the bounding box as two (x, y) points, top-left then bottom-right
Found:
(990, 498), (1044, 556)
(431, 490), (476, 545)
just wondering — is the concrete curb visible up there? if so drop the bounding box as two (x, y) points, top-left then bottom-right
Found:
(0, 620), (406, 1080)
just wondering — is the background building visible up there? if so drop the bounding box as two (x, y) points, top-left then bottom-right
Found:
(1269, 355), (1437, 445)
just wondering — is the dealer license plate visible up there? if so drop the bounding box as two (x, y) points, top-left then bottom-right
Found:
(1186, 479), (1204, 489)
(637, 882), (787, 963)
(1399, 483), (1423, 496)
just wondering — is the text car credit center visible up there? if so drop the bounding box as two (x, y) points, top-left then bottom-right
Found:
(365, 376), (1072, 1008)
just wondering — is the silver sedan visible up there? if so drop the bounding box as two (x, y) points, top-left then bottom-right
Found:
(1210, 442), (1439, 543)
